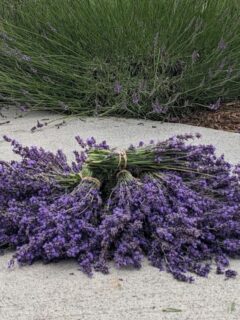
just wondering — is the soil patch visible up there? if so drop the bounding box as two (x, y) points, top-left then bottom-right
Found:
(179, 102), (240, 133)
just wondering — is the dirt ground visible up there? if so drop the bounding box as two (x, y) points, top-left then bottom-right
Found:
(179, 102), (240, 133)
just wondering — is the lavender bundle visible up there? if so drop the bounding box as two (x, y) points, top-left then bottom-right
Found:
(1, 133), (240, 282)
(96, 170), (147, 273)
(14, 169), (103, 275)
(142, 173), (240, 281)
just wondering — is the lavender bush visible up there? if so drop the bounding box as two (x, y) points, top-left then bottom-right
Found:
(1, 133), (240, 282)
(1, 0), (240, 119)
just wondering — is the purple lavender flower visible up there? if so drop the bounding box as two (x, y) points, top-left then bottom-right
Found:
(192, 50), (200, 63)
(219, 59), (226, 70)
(37, 120), (44, 128)
(208, 98), (221, 111)
(218, 38), (227, 50)
(114, 81), (122, 94)
(152, 99), (167, 114)
(132, 92), (140, 105)
(30, 67), (38, 74)
(75, 135), (87, 148)
(14, 178), (103, 275)
(47, 22), (57, 33)
(0, 32), (12, 41)
(86, 137), (96, 147)
(59, 101), (69, 111)
(1, 135), (240, 283)
(98, 170), (146, 271)
(3, 135), (12, 142)
(21, 54), (31, 62)
(31, 126), (37, 132)
(225, 270), (237, 279)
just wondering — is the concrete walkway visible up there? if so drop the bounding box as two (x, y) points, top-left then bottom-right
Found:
(0, 108), (240, 320)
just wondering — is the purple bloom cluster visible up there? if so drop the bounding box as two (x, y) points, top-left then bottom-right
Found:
(1, 134), (240, 282)
(114, 81), (122, 95)
(192, 50), (200, 63)
(208, 98), (221, 111)
(3, 44), (31, 62)
(152, 99), (168, 114)
(218, 38), (227, 51)
(14, 179), (102, 275)
(97, 170), (146, 272)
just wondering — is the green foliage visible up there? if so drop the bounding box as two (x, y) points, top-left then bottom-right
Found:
(0, 0), (240, 119)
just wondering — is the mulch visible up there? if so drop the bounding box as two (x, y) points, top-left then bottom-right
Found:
(178, 102), (240, 133)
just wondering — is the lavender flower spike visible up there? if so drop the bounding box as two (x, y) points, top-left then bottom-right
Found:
(152, 99), (166, 114)
(192, 50), (200, 63)
(114, 81), (122, 94)
(208, 98), (221, 111)
(132, 92), (140, 105)
(218, 38), (227, 51)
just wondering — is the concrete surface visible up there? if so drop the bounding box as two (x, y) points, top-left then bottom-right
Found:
(0, 108), (240, 320)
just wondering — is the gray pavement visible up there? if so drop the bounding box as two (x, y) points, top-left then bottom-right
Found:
(0, 108), (240, 320)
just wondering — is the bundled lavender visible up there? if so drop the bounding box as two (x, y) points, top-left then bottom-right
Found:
(142, 173), (239, 281)
(97, 170), (147, 272)
(1, 133), (240, 282)
(14, 170), (103, 275)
